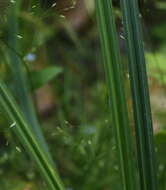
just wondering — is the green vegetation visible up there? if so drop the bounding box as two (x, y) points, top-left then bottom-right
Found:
(119, 0), (157, 189)
(0, 0), (165, 190)
(96, 0), (136, 189)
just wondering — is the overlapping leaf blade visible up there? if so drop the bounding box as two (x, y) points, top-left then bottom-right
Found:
(0, 80), (65, 190)
(119, 0), (157, 189)
(95, 0), (137, 189)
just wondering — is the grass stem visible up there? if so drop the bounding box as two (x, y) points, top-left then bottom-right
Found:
(119, 0), (157, 189)
(95, 0), (137, 189)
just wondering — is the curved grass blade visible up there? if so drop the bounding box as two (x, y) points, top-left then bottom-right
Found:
(119, 0), (157, 189)
(95, 0), (137, 189)
(0, 80), (65, 190)
(7, 0), (52, 161)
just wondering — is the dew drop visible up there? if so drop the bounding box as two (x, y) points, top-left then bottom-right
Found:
(88, 140), (92, 145)
(51, 2), (57, 8)
(120, 34), (125, 40)
(159, 164), (164, 171)
(32, 5), (36, 9)
(10, 122), (16, 128)
(65, 120), (69, 124)
(114, 165), (119, 171)
(105, 119), (108, 123)
(17, 34), (23, 39)
(59, 15), (66, 19)
(10, 0), (16, 4)
(6, 141), (9, 146)
(139, 13), (142, 18)
(16, 146), (22, 153)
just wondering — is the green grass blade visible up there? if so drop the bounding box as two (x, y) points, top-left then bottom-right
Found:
(7, 0), (52, 158)
(95, 0), (137, 189)
(0, 80), (65, 190)
(119, 0), (157, 189)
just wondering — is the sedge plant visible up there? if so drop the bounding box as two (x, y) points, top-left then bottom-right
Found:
(0, 1), (65, 189)
(95, 0), (137, 190)
(0, 80), (65, 190)
(0, 0), (158, 190)
(119, 0), (157, 189)
(96, 0), (158, 190)
(7, 0), (51, 155)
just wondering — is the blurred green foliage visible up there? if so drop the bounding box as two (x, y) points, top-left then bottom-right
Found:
(0, 0), (165, 189)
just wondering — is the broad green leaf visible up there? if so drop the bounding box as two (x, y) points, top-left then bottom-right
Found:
(30, 66), (63, 90)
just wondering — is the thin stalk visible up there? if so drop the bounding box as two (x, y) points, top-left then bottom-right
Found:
(119, 0), (157, 189)
(0, 80), (65, 190)
(7, 0), (51, 159)
(95, 0), (137, 189)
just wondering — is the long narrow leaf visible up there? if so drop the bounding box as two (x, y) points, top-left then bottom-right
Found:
(0, 80), (65, 190)
(119, 0), (157, 189)
(95, 0), (137, 189)
(7, 0), (52, 159)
